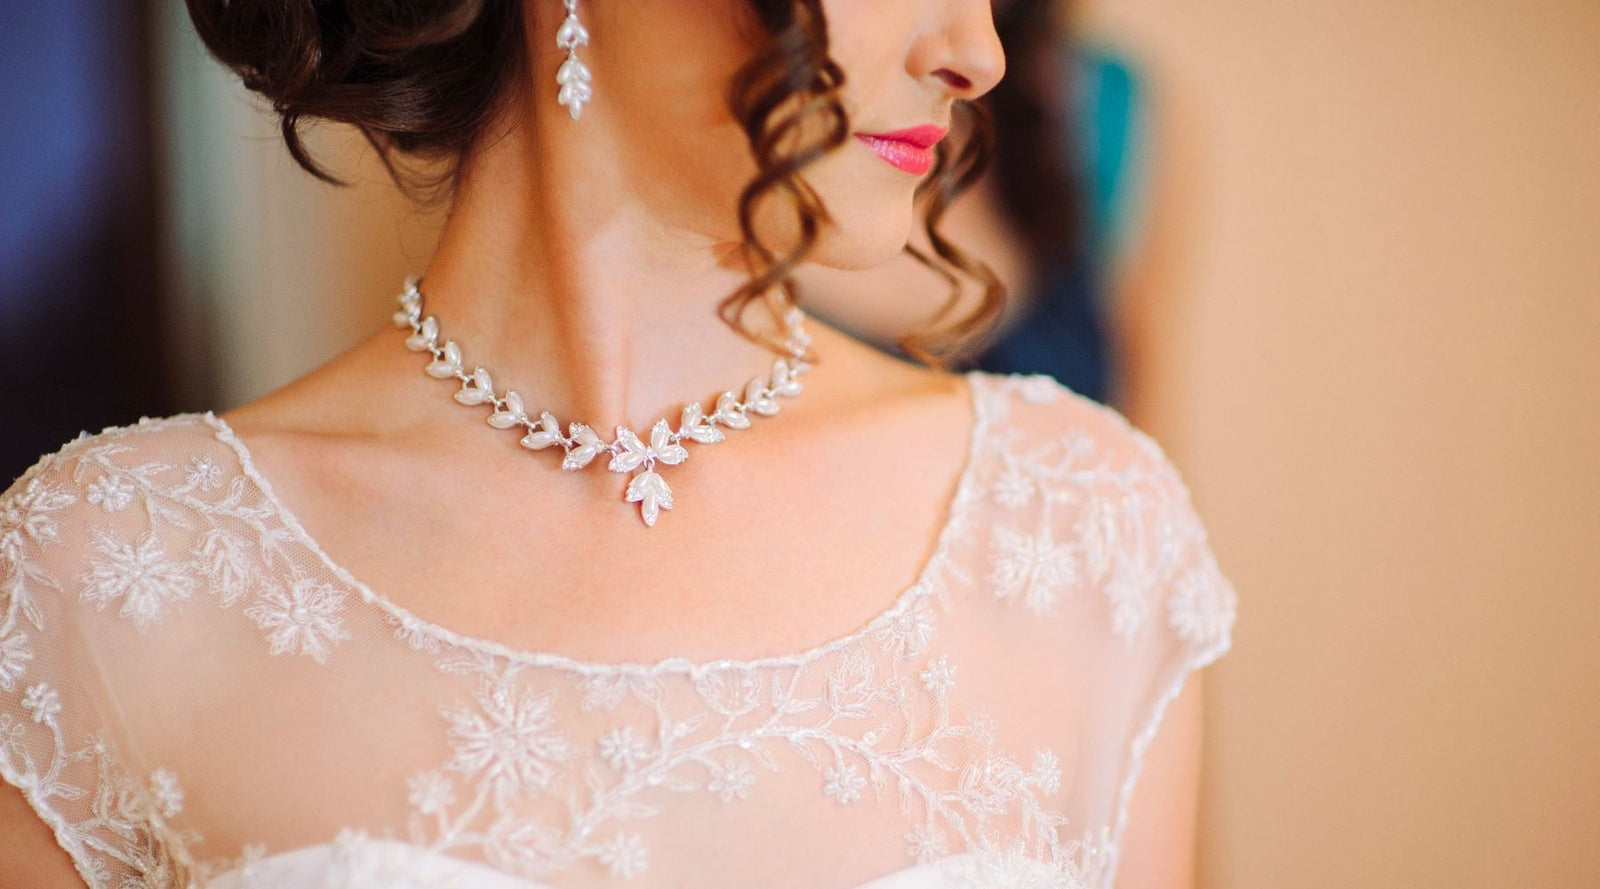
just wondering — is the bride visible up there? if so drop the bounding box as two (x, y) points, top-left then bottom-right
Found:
(0, 1), (1237, 887)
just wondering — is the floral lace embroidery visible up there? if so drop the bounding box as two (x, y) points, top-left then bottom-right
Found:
(394, 629), (1073, 883)
(0, 372), (1238, 888)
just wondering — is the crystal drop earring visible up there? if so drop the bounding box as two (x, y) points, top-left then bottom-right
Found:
(555, 0), (593, 120)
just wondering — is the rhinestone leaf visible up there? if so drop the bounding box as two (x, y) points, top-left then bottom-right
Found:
(521, 411), (566, 450)
(454, 367), (493, 405)
(770, 359), (802, 397)
(425, 340), (462, 378)
(715, 391), (750, 430)
(608, 427), (650, 474)
(744, 377), (779, 416)
(488, 390), (527, 429)
(558, 81), (592, 112)
(556, 57), (590, 85)
(562, 423), (605, 470)
(625, 470), (673, 527)
(404, 315), (439, 351)
(649, 419), (688, 465)
(679, 402), (724, 445)
(555, 15), (589, 49)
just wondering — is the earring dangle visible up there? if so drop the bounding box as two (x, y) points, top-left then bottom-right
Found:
(555, 0), (593, 119)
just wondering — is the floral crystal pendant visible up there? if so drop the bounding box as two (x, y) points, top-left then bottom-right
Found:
(392, 276), (813, 527)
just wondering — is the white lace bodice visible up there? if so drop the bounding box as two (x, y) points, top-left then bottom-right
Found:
(0, 370), (1236, 888)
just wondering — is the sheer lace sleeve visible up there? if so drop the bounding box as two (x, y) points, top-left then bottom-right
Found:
(1, 421), (215, 887)
(1094, 416), (1236, 886)
(969, 374), (1238, 888)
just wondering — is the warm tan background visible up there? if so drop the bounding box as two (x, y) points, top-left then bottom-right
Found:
(1075, 0), (1600, 886)
(153, 0), (1600, 886)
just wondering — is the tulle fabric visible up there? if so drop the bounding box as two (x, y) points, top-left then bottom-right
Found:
(0, 370), (1235, 888)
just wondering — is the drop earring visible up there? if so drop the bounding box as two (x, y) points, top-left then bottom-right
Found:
(555, 0), (593, 119)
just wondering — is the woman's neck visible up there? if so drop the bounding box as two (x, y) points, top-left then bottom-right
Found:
(417, 102), (793, 434)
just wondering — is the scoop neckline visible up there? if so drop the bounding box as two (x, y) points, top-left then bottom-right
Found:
(195, 369), (993, 677)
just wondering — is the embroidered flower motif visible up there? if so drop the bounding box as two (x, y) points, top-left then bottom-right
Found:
(1103, 561), (1149, 640)
(0, 630), (32, 692)
(150, 768), (184, 818)
(244, 577), (352, 663)
(22, 682), (60, 726)
(1167, 563), (1236, 649)
(86, 473), (135, 512)
(906, 823), (950, 863)
(987, 524), (1077, 615)
(706, 757), (753, 802)
(822, 762), (865, 805)
(0, 474), (77, 566)
(918, 654), (957, 696)
(77, 528), (196, 630)
(598, 725), (648, 772)
(873, 595), (936, 658)
(183, 454), (224, 491)
(406, 770), (456, 816)
(1030, 749), (1062, 796)
(992, 463), (1036, 510)
(596, 832), (648, 879)
(444, 678), (572, 806)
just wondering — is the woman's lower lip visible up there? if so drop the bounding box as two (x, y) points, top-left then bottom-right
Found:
(854, 133), (934, 175)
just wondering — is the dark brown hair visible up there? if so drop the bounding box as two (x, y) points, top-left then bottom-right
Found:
(183, 0), (1006, 368)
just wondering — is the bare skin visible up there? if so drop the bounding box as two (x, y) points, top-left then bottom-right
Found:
(3, 0), (1200, 883)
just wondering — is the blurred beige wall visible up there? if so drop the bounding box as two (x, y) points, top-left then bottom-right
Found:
(1078, 0), (1600, 886)
(154, 0), (444, 410)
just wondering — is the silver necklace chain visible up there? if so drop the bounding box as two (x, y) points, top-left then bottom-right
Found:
(392, 276), (813, 527)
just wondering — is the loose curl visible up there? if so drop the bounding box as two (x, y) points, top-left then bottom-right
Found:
(184, 0), (1006, 369)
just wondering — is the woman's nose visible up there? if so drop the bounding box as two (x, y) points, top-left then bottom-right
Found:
(910, 0), (1007, 102)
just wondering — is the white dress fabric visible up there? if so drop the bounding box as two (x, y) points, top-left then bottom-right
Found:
(0, 369), (1237, 889)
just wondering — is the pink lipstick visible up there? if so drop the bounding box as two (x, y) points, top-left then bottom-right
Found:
(854, 124), (948, 175)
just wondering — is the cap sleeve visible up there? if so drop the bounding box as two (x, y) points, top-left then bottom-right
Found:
(1, 426), (205, 887)
(976, 373), (1237, 886)
(1093, 413), (1238, 885)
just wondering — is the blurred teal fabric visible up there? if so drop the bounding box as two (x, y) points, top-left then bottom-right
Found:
(974, 41), (1147, 406)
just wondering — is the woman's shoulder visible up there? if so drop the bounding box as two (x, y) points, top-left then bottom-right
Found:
(969, 369), (1182, 481)
(963, 369), (1236, 658)
(3, 410), (242, 515)
(0, 411), (256, 625)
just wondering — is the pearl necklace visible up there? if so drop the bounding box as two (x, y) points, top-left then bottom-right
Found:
(392, 276), (813, 527)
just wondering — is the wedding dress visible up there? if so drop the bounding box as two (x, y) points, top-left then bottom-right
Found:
(0, 369), (1236, 889)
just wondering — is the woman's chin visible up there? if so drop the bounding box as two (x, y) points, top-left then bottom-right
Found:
(802, 206), (919, 271)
